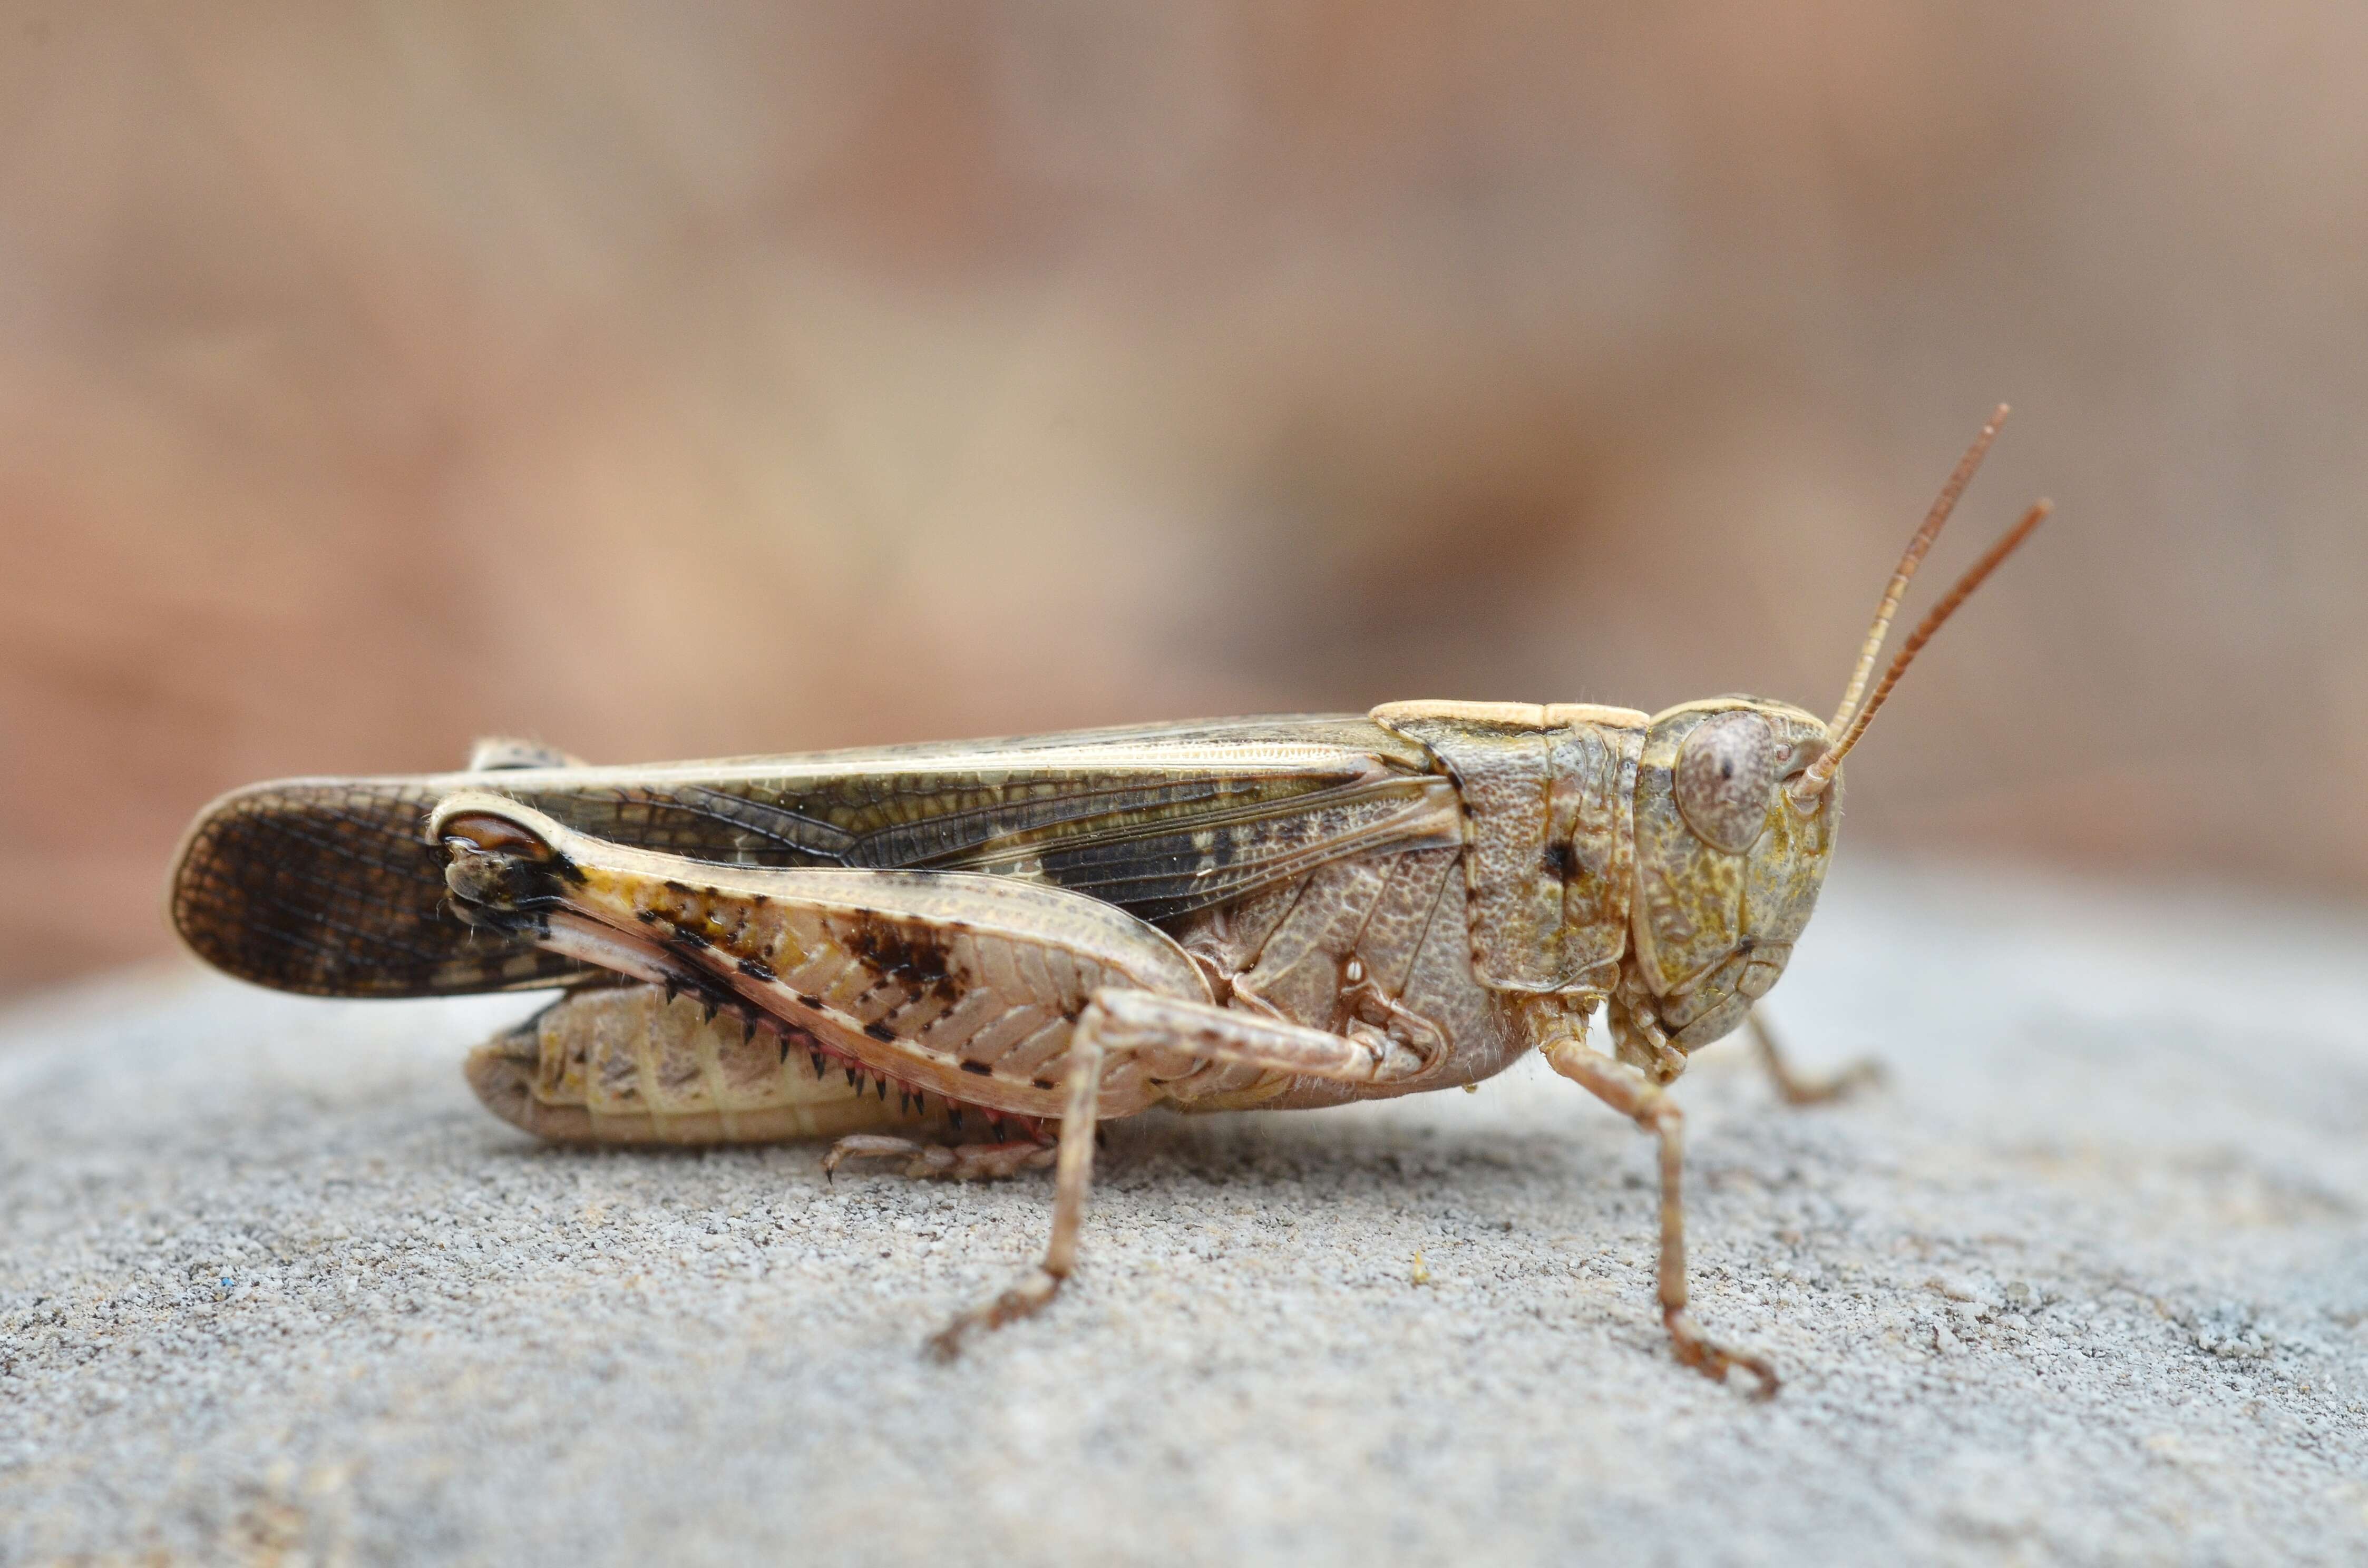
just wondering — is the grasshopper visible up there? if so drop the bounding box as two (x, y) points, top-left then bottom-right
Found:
(168, 410), (2046, 1396)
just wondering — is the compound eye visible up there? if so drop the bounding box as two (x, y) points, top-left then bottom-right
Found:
(1674, 711), (1781, 855)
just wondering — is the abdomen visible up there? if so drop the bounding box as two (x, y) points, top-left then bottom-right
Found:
(466, 987), (954, 1144)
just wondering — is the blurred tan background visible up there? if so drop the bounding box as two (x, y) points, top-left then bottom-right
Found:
(3, 2), (2363, 994)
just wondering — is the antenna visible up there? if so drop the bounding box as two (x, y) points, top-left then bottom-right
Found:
(1790, 498), (2052, 805)
(1828, 405), (2011, 734)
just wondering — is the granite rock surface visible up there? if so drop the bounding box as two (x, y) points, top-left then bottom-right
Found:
(3, 862), (2365, 1565)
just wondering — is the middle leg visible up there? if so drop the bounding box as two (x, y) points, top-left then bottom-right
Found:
(823, 1136), (1056, 1181)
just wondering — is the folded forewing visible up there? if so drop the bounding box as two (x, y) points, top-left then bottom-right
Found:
(169, 716), (1460, 997)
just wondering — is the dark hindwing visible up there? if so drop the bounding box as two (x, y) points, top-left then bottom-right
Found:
(170, 716), (1459, 997)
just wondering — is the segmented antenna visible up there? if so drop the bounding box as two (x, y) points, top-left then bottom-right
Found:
(1790, 498), (2051, 804)
(1828, 405), (2011, 734)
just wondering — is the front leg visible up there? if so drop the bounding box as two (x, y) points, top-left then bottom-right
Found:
(1538, 1029), (1779, 1399)
(1745, 1008), (1884, 1106)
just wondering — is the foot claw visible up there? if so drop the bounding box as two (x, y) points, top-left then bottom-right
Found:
(1667, 1307), (1780, 1399)
(925, 1267), (1064, 1360)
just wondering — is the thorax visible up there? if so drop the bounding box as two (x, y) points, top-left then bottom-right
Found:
(1157, 700), (1652, 1112)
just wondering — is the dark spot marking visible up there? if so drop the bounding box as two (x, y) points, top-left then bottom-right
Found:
(635, 909), (660, 924)
(672, 928), (710, 950)
(842, 918), (963, 1005)
(737, 956), (776, 982)
(959, 1060), (992, 1076)
(1030, 1077), (1057, 1091)
(798, 994), (825, 1010)
(863, 1021), (898, 1042)
(1545, 841), (1577, 880)
(662, 879), (691, 894)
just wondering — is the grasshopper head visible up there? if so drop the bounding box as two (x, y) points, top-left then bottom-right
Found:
(1622, 407), (2050, 1064)
(1629, 697), (1837, 1054)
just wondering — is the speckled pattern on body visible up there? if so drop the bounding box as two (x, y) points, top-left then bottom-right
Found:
(4, 861), (2366, 1566)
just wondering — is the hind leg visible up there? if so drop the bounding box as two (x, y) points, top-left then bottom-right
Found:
(927, 988), (1419, 1359)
